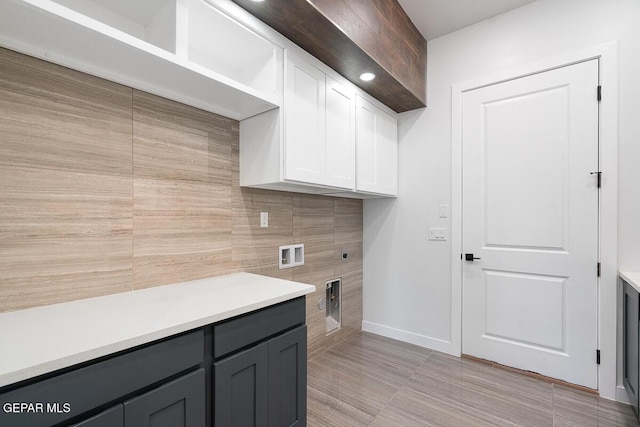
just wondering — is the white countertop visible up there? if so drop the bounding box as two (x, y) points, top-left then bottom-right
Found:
(620, 271), (640, 293)
(0, 272), (315, 388)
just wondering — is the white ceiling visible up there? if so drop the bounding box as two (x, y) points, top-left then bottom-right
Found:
(398, 0), (538, 41)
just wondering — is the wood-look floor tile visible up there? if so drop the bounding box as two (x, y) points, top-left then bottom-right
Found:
(323, 334), (430, 389)
(307, 386), (375, 427)
(0, 47), (132, 119)
(552, 384), (600, 427)
(337, 332), (433, 366)
(375, 387), (463, 426)
(308, 354), (398, 417)
(369, 413), (414, 427)
(409, 354), (463, 403)
(460, 359), (554, 426)
(0, 88), (132, 176)
(308, 333), (638, 427)
(594, 394), (639, 426)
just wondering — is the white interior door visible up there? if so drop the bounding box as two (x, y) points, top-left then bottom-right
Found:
(462, 59), (599, 388)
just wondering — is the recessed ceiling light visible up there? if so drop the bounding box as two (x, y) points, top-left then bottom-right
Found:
(359, 72), (375, 82)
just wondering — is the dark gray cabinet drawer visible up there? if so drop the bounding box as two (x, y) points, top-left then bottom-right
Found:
(70, 405), (124, 427)
(0, 330), (203, 427)
(213, 297), (305, 359)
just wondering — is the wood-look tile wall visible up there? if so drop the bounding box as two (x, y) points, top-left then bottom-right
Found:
(0, 47), (362, 356)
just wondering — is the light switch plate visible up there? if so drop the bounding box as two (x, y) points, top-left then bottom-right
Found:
(429, 228), (448, 241)
(439, 205), (448, 218)
(260, 212), (268, 228)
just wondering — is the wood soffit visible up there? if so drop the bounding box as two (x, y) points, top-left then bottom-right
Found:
(231, 0), (427, 112)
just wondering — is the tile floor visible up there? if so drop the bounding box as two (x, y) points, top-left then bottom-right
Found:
(307, 332), (639, 426)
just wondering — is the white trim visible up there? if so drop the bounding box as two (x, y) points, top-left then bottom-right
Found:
(617, 385), (631, 404)
(451, 41), (618, 399)
(362, 321), (455, 355)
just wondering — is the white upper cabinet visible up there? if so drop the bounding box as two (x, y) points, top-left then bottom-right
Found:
(325, 75), (356, 190)
(240, 50), (358, 196)
(284, 55), (327, 185)
(0, 0), (282, 120)
(355, 96), (398, 196)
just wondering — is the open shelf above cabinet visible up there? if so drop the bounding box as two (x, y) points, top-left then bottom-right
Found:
(0, 0), (282, 120)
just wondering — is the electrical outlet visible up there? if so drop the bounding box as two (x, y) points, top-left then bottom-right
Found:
(429, 228), (448, 241)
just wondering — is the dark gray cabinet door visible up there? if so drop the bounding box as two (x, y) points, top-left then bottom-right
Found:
(624, 281), (639, 414)
(214, 342), (268, 427)
(71, 405), (124, 427)
(268, 326), (307, 427)
(124, 368), (205, 427)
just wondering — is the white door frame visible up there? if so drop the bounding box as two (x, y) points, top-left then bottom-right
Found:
(450, 42), (618, 399)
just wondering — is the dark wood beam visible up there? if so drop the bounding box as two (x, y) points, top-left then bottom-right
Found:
(231, 0), (427, 112)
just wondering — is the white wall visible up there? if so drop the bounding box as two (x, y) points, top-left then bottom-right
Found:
(363, 0), (640, 400)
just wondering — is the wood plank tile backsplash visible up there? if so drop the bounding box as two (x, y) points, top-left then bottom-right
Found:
(0, 48), (363, 355)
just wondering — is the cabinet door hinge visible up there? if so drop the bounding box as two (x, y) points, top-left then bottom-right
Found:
(597, 262), (601, 277)
(597, 85), (602, 102)
(596, 349), (601, 365)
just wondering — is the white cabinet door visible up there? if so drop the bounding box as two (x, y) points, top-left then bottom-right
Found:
(355, 96), (397, 196)
(325, 76), (355, 189)
(284, 56), (326, 184)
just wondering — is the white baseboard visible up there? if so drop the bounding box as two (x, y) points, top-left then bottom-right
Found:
(616, 385), (631, 404)
(361, 321), (458, 356)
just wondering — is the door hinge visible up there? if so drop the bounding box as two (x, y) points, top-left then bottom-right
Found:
(597, 85), (602, 102)
(596, 349), (601, 365)
(597, 262), (601, 277)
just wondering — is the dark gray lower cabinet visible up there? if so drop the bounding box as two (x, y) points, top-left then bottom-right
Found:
(624, 280), (639, 415)
(124, 368), (205, 427)
(213, 325), (307, 427)
(0, 297), (307, 427)
(0, 330), (204, 427)
(71, 405), (124, 427)
(212, 298), (307, 427)
(268, 326), (307, 427)
(214, 343), (269, 426)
